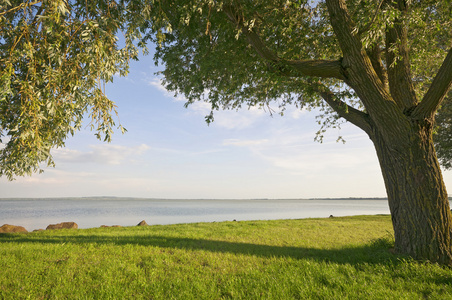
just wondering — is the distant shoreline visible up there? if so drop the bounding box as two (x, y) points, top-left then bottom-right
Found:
(0, 196), (391, 201)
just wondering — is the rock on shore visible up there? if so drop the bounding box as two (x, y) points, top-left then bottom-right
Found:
(46, 222), (78, 230)
(137, 220), (148, 226)
(0, 224), (28, 233)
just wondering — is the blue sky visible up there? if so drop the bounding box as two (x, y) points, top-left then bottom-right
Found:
(2, 52), (452, 199)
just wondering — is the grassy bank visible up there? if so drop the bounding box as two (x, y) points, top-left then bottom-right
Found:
(1, 215), (451, 299)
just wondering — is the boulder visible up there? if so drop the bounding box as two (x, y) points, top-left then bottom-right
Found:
(0, 224), (28, 233)
(46, 222), (78, 230)
(100, 225), (122, 228)
(137, 220), (148, 226)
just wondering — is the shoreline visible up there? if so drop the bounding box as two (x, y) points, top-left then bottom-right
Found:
(2, 213), (392, 233)
(0, 196), (390, 201)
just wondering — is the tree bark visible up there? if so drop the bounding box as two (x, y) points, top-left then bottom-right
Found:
(325, 0), (452, 264)
(370, 118), (452, 265)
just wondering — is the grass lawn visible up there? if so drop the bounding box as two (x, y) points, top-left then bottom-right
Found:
(1, 215), (452, 299)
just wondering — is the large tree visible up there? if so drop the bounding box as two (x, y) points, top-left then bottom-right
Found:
(147, 0), (452, 265)
(1, 1), (452, 264)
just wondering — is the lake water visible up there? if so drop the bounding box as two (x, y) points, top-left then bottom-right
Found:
(0, 197), (391, 231)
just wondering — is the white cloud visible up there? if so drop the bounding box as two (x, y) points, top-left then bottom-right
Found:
(4, 168), (98, 186)
(223, 139), (269, 147)
(188, 101), (211, 115)
(147, 77), (168, 93)
(222, 124), (378, 176)
(146, 75), (274, 130)
(0, 168), (165, 198)
(184, 104), (270, 130)
(147, 77), (186, 102)
(278, 105), (309, 120)
(213, 107), (268, 130)
(257, 148), (377, 175)
(53, 144), (150, 165)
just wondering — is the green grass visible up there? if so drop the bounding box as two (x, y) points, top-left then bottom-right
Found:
(1, 215), (452, 299)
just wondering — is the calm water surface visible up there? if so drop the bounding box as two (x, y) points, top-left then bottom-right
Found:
(0, 198), (391, 231)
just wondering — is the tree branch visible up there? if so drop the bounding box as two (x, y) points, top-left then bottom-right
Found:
(324, 0), (389, 97)
(311, 81), (373, 135)
(325, 0), (410, 144)
(284, 59), (346, 80)
(413, 48), (452, 119)
(367, 44), (388, 91)
(0, 1), (42, 17)
(222, 2), (373, 135)
(385, 0), (417, 110)
(222, 4), (346, 80)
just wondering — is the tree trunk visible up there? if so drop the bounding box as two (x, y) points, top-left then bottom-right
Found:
(371, 118), (452, 265)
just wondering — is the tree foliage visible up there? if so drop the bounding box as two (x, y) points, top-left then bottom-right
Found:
(0, 0), (152, 179)
(146, 1), (450, 113)
(1, 0), (451, 174)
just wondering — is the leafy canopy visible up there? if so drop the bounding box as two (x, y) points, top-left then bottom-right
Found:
(141, 0), (452, 163)
(0, 0), (152, 179)
(1, 0), (451, 179)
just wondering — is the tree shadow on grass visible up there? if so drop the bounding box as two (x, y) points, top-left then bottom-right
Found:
(2, 232), (452, 289)
(1, 230), (398, 266)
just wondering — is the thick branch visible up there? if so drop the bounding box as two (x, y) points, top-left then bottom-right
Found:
(413, 48), (452, 119)
(367, 44), (388, 91)
(285, 59), (346, 80)
(313, 82), (373, 135)
(385, 1), (417, 110)
(222, 4), (346, 80)
(325, 0), (389, 98)
(325, 0), (410, 145)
